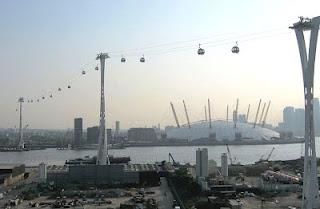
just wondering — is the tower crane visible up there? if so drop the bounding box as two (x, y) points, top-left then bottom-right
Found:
(170, 102), (180, 128)
(262, 101), (271, 127)
(183, 100), (191, 129)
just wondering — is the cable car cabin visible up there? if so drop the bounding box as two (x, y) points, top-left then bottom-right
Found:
(232, 42), (239, 53)
(95, 66), (99, 70)
(198, 44), (205, 55)
(68, 85), (71, 89)
(140, 56), (145, 63)
(82, 70), (86, 75)
(232, 46), (239, 53)
(121, 57), (126, 63)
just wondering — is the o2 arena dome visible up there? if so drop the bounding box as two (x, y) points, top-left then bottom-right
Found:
(166, 120), (279, 141)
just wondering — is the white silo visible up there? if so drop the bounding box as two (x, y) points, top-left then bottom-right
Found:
(39, 162), (47, 182)
(221, 153), (228, 177)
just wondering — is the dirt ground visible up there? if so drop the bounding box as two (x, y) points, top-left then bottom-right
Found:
(241, 193), (301, 209)
(15, 177), (173, 209)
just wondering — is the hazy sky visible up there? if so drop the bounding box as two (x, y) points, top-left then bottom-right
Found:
(1, 0), (320, 129)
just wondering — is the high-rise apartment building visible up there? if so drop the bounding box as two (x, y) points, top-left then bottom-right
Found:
(74, 118), (83, 146)
(196, 148), (208, 178)
(279, 98), (320, 136)
(87, 126), (99, 144)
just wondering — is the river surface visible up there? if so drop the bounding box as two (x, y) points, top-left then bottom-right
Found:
(1, 139), (317, 166)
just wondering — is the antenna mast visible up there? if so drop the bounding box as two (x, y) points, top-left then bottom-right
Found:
(262, 101), (271, 127)
(208, 99), (212, 129)
(96, 53), (110, 165)
(183, 100), (191, 129)
(18, 97), (24, 149)
(170, 102), (180, 128)
(253, 99), (261, 128)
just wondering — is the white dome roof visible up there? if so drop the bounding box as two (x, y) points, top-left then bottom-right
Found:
(166, 120), (279, 141)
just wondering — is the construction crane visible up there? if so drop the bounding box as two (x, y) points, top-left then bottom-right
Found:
(170, 102), (180, 128)
(262, 101), (271, 127)
(258, 102), (266, 125)
(226, 144), (238, 165)
(208, 99), (212, 129)
(259, 147), (275, 162)
(183, 100), (191, 129)
(266, 147), (275, 161)
(246, 104), (250, 123)
(233, 99), (239, 128)
(168, 153), (178, 166)
(253, 99), (262, 128)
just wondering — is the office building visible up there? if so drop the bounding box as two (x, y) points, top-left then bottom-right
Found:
(294, 108), (305, 136)
(107, 128), (112, 141)
(279, 99), (320, 136)
(196, 148), (208, 178)
(74, 118), (83, 145)
(283, 106), (295, 131)
(87, 126), (99, 144)
(115, 121), (120, 138)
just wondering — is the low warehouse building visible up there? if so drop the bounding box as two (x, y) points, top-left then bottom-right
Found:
(47, 164), (160, 186)
(0, 164), (25, 187)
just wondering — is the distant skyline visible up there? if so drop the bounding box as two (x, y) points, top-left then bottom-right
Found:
(1, 0), (320, 129)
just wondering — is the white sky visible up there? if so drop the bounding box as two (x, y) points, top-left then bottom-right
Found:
(1, 0), (320, 129)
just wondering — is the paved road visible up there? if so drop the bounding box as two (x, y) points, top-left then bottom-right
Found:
(158, 177), (174, 209)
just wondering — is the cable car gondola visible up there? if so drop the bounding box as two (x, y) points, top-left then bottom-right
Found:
(121, 56), (126, 63)
(140, 55), (145, 63)
(95, 66), (99, 71)
(68, 85), (71, 89)
(197, 44), (205, 55)
(82, 70), (86, 75)
(231, 42), (240, 53)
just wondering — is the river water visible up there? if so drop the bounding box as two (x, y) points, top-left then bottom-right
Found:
(1, 140), (316, 166)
